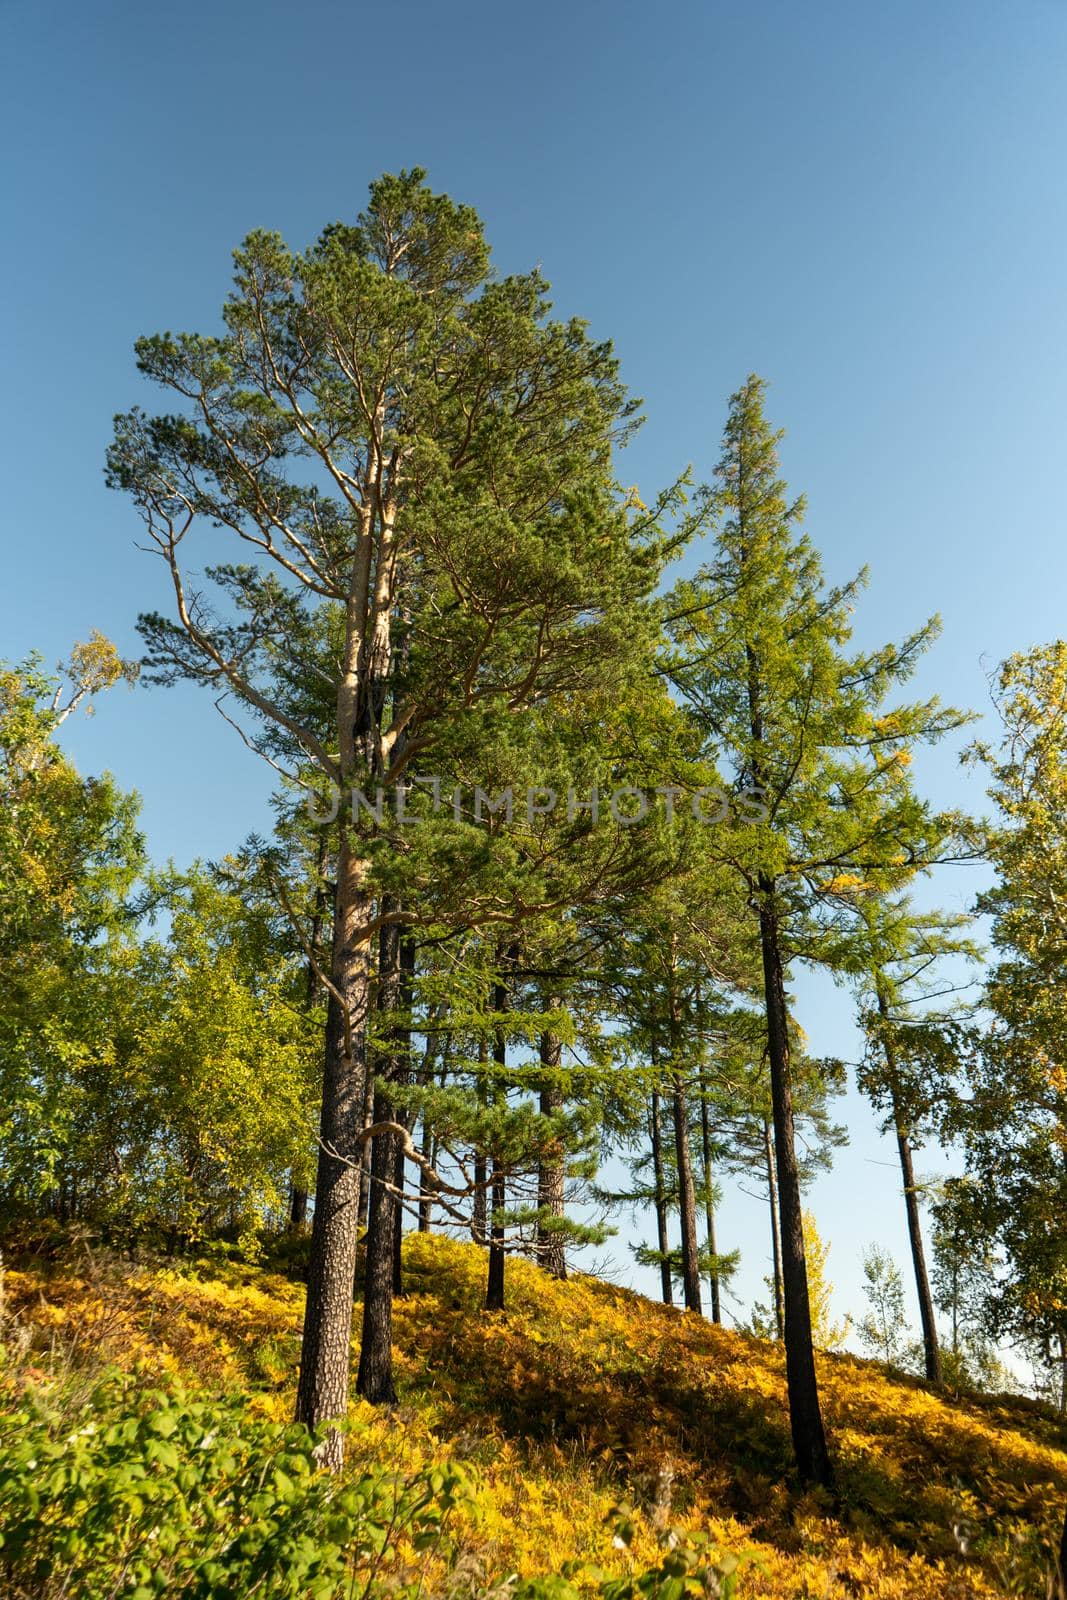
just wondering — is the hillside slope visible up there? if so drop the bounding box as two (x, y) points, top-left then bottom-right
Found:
(3, 1231), (1065, 1597)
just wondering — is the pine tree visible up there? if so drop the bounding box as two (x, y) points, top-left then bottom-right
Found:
(107, 171), (670, 1463)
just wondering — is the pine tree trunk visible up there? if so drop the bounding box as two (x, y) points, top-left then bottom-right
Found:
(764, 1119), (784, 1340)
(669, 968), (702, 1315)
(355, 1077), (398, 1403)
(537, 1017), (567, 1280)
(290, 832), (328, 1234)
(417, 1028), (447, 1233)
(357, 1062), (375, 1230)
(671, 1074), (702, 1313)
(486, 976), (508, 1310)
(289, 1185), (309, 1230)
(472, 1030), (489, 1243)
(355, 915), (403, 1405)
(759, 890), (832, 1487)
(295, 837), (374, 1465)
(650, 1084), (674, 1306)
(391, 934), (415, 1298)
(417, 1120), (436, 1234)
(699, 1075), (721, 1323)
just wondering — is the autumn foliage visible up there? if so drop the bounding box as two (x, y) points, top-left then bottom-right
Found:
(3, 1231), (1065, 1597)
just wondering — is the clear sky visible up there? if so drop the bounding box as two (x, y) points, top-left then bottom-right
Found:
(3, 0), (1066, 1345)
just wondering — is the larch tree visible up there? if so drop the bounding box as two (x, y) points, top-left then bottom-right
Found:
(851, 893), (978, 1385)
(106, 170), (668, 1464)
(666, 375), (966, 1486)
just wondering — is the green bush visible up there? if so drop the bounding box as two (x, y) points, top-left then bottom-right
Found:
(0, 1373), (471, 1599)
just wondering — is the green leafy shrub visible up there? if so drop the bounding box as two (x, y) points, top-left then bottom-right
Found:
(0, 1372), (472, 1598)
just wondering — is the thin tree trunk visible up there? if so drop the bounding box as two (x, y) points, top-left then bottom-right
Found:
(650, 1083), (673, 1306)
(537, 1011), (567, 1280)
(390, 933), (415, 1298)
(295, 837), (374, 1465)
(418, 1118), (435, 1233)
(699, 1072), (721, 1323)
(357, 1060), (375, 1230)
(672, 1071), (702, 1313)
(291, 833), (330, 1233)
(418, 1032), (448, 1233)
(895, 1118), (941, 1383)
(486, 974), (507, 1311)
(876, 988), (942, 1385)
(473, 1031), (488, 1244)
(668, 964), (702, 1314)
(289, 1184), (308, 1230)
(355, 912), (404, 1405)
(764, 1118), (784, 1340)
(759, 889), (833, 1488)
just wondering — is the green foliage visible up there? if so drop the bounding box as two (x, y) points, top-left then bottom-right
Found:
(857, 1245), (911, 1366)
(0, 1372), (473, 1599)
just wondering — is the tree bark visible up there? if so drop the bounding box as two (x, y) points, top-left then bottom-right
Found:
(672, 1071), (702, 1314)
(289, 1184), (309, 1230)
(290, 833), (330, 1234)
(895, 1119), (942, 1384)
(473, 1031), (488, 1243)
(355, 914), (408, 1404)
(759, 889), (833, 1487)
(764, 1118), (784, 1340)
(537, 1015), (567, 1280)
(699, 1073), (721, 1323)
(668, 967), (702, 1315)
(650, 1084), (673, 1306)
(390, 934), (415, 1298)
(295, 836), (373, 1466)
(876, 988), (942, 1385)
(486, 975), (508, 1311)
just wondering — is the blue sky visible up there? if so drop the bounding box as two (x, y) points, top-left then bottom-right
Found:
(3, 0), (1066, 1346)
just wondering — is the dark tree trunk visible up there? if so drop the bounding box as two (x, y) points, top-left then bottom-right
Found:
(391, 934), (415, 1298)
(418, 1116), (437, 1233)
(355, 914), (409, 1405)
(759, 889), (833, 1488)
(486, 975), (508, 1311)
(295, 838), (373, 1466)
(876, 989), (942, 1385)
(668, 968), (702, 1314)
(895, 1119), (941, 1384)
(290, 832), (329, 1234)
(537, 1015), (567, 1280)
(764, 1118), (784, 1340)
(289, 1184), (309, 1230)
(699, 1078), (721, 1323)
(671, 1071), (702, 1314)
(473, 1031), (488, 1244)
(417, 1027), (447, 1233)
(355, 1075), (398, 1404)
(650, 1084), (673, 1306)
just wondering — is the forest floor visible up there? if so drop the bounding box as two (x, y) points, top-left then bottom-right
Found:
(2, 1229), (1066, 1598)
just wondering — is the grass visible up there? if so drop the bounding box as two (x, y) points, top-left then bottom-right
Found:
(2, 1229), (1065, 1597)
